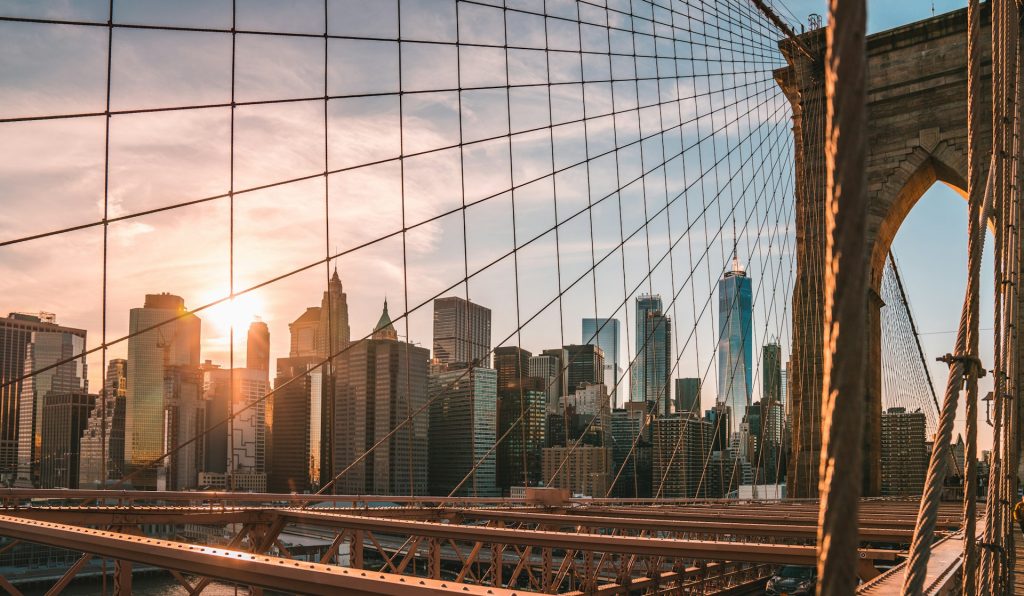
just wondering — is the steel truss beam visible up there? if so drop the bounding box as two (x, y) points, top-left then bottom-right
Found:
(0, 515), (525, 596)
(278, 510), (902, 565)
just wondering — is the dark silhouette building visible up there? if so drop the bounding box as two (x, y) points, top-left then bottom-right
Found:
(39, 392), (96, 489)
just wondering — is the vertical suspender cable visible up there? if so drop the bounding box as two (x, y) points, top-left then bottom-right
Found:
(962, 0), (983, 591)
(815, 0), (868, 593)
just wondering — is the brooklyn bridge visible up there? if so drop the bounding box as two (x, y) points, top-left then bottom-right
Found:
(0, 0), (1020, 594)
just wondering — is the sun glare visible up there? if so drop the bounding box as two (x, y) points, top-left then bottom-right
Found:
(205, 293), (264, 333)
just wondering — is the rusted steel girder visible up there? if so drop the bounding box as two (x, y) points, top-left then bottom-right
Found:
(445, 509), (920, 542)
(2, 507), (266, 526)
(277, 510), (902, 565)
(0, 515), (528, 596)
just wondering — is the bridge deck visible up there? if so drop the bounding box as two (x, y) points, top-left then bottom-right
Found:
(1015, 522), (1024, 593)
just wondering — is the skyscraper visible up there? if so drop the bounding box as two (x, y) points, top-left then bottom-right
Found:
(564, 344), (605, 393)
(762, 343), (782, 404)
(202, 364), (270, 490)
(247, 320), (270, 374)
(288, 307), (321, 358)
(0, 313), (87, 480)
(630, 296), (672, 414)
(528, 353), (561, 414)
(717, 258), (752, 434)
(14, 316), (88, 487)
(432, 296), (491, 368)
(268, 354), (321, 493)
(496, 375), (546, 491)
(330, 301), (430, 495)
(125, 293), (201, 490)
(609, 403), (653, 498)
(317, 267), (351, 359)
(493, 346), (532, 392)
(532, 349), (567, 414)
(674, 378), (701, 415)
(428, 364), (498, 496)
(78, 359), (127, 487)
(582, 318), (621, 406)
(161, 364), (205, 490)
(39, 392), (96, 488)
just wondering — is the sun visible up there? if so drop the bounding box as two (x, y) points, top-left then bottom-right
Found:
(205, 293), (265, 334)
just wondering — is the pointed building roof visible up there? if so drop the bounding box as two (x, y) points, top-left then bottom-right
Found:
(372, 299), (398, 341)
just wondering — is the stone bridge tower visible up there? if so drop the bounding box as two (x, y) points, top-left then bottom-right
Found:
(776, 7), (992, 498)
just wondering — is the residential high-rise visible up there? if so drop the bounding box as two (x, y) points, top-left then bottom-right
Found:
(564, 344), (605, 393)
(247, 320), (270, 374)
(39, 392), (96, 488)
(582, 318), (621, 406)
(674, 378), (701, 415)
(652, 414), (714, 498)
(881, 407), (927, 496)
(541, 445), (611, 498)
(317, 267), (351, 359)
(630, 295), (672, 415)
(0, 313), (87, 480)
(717, 258), (753, 435)
(330, 302), (430, 495)
(432, 296), (492, 368)
(428, 364), (498, 496)
(78, 359), (127, 487)
(496, 376), (546, 492)
(125, 293), (201, 490)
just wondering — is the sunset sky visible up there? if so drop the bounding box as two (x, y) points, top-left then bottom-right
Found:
(0, 0), (990, 448)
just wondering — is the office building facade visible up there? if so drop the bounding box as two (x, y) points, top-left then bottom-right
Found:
(14, 317), (88, 486)
(564, 344), (605, 394)
(432, 296), (492, 368)
(428, 364), (498, 496)
(78, 359), (127, 487)
(331, 304), (430, 495)
(717, 259), (753, 435)
(582, 318), (621, 406)
(39, 392), (96, 488)
(1, 313), (88, 480)
(630, 295), (672, 414)
(125, 293), (201, 489)
(675, 378), (701, 415)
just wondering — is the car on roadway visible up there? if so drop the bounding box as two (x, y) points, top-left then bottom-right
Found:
(765, 565), (816, 596)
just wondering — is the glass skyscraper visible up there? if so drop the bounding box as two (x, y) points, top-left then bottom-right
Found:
(0, 312), (86, 481)
(582, 318), (621, 406)
(125, 293), (201, 490)
(717, 259), (753, 435)
(630, 295), (672, 414)
(428, 364), (498, 496)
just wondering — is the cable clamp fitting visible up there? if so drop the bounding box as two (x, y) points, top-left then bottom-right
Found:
(937, 353), (986, 378)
